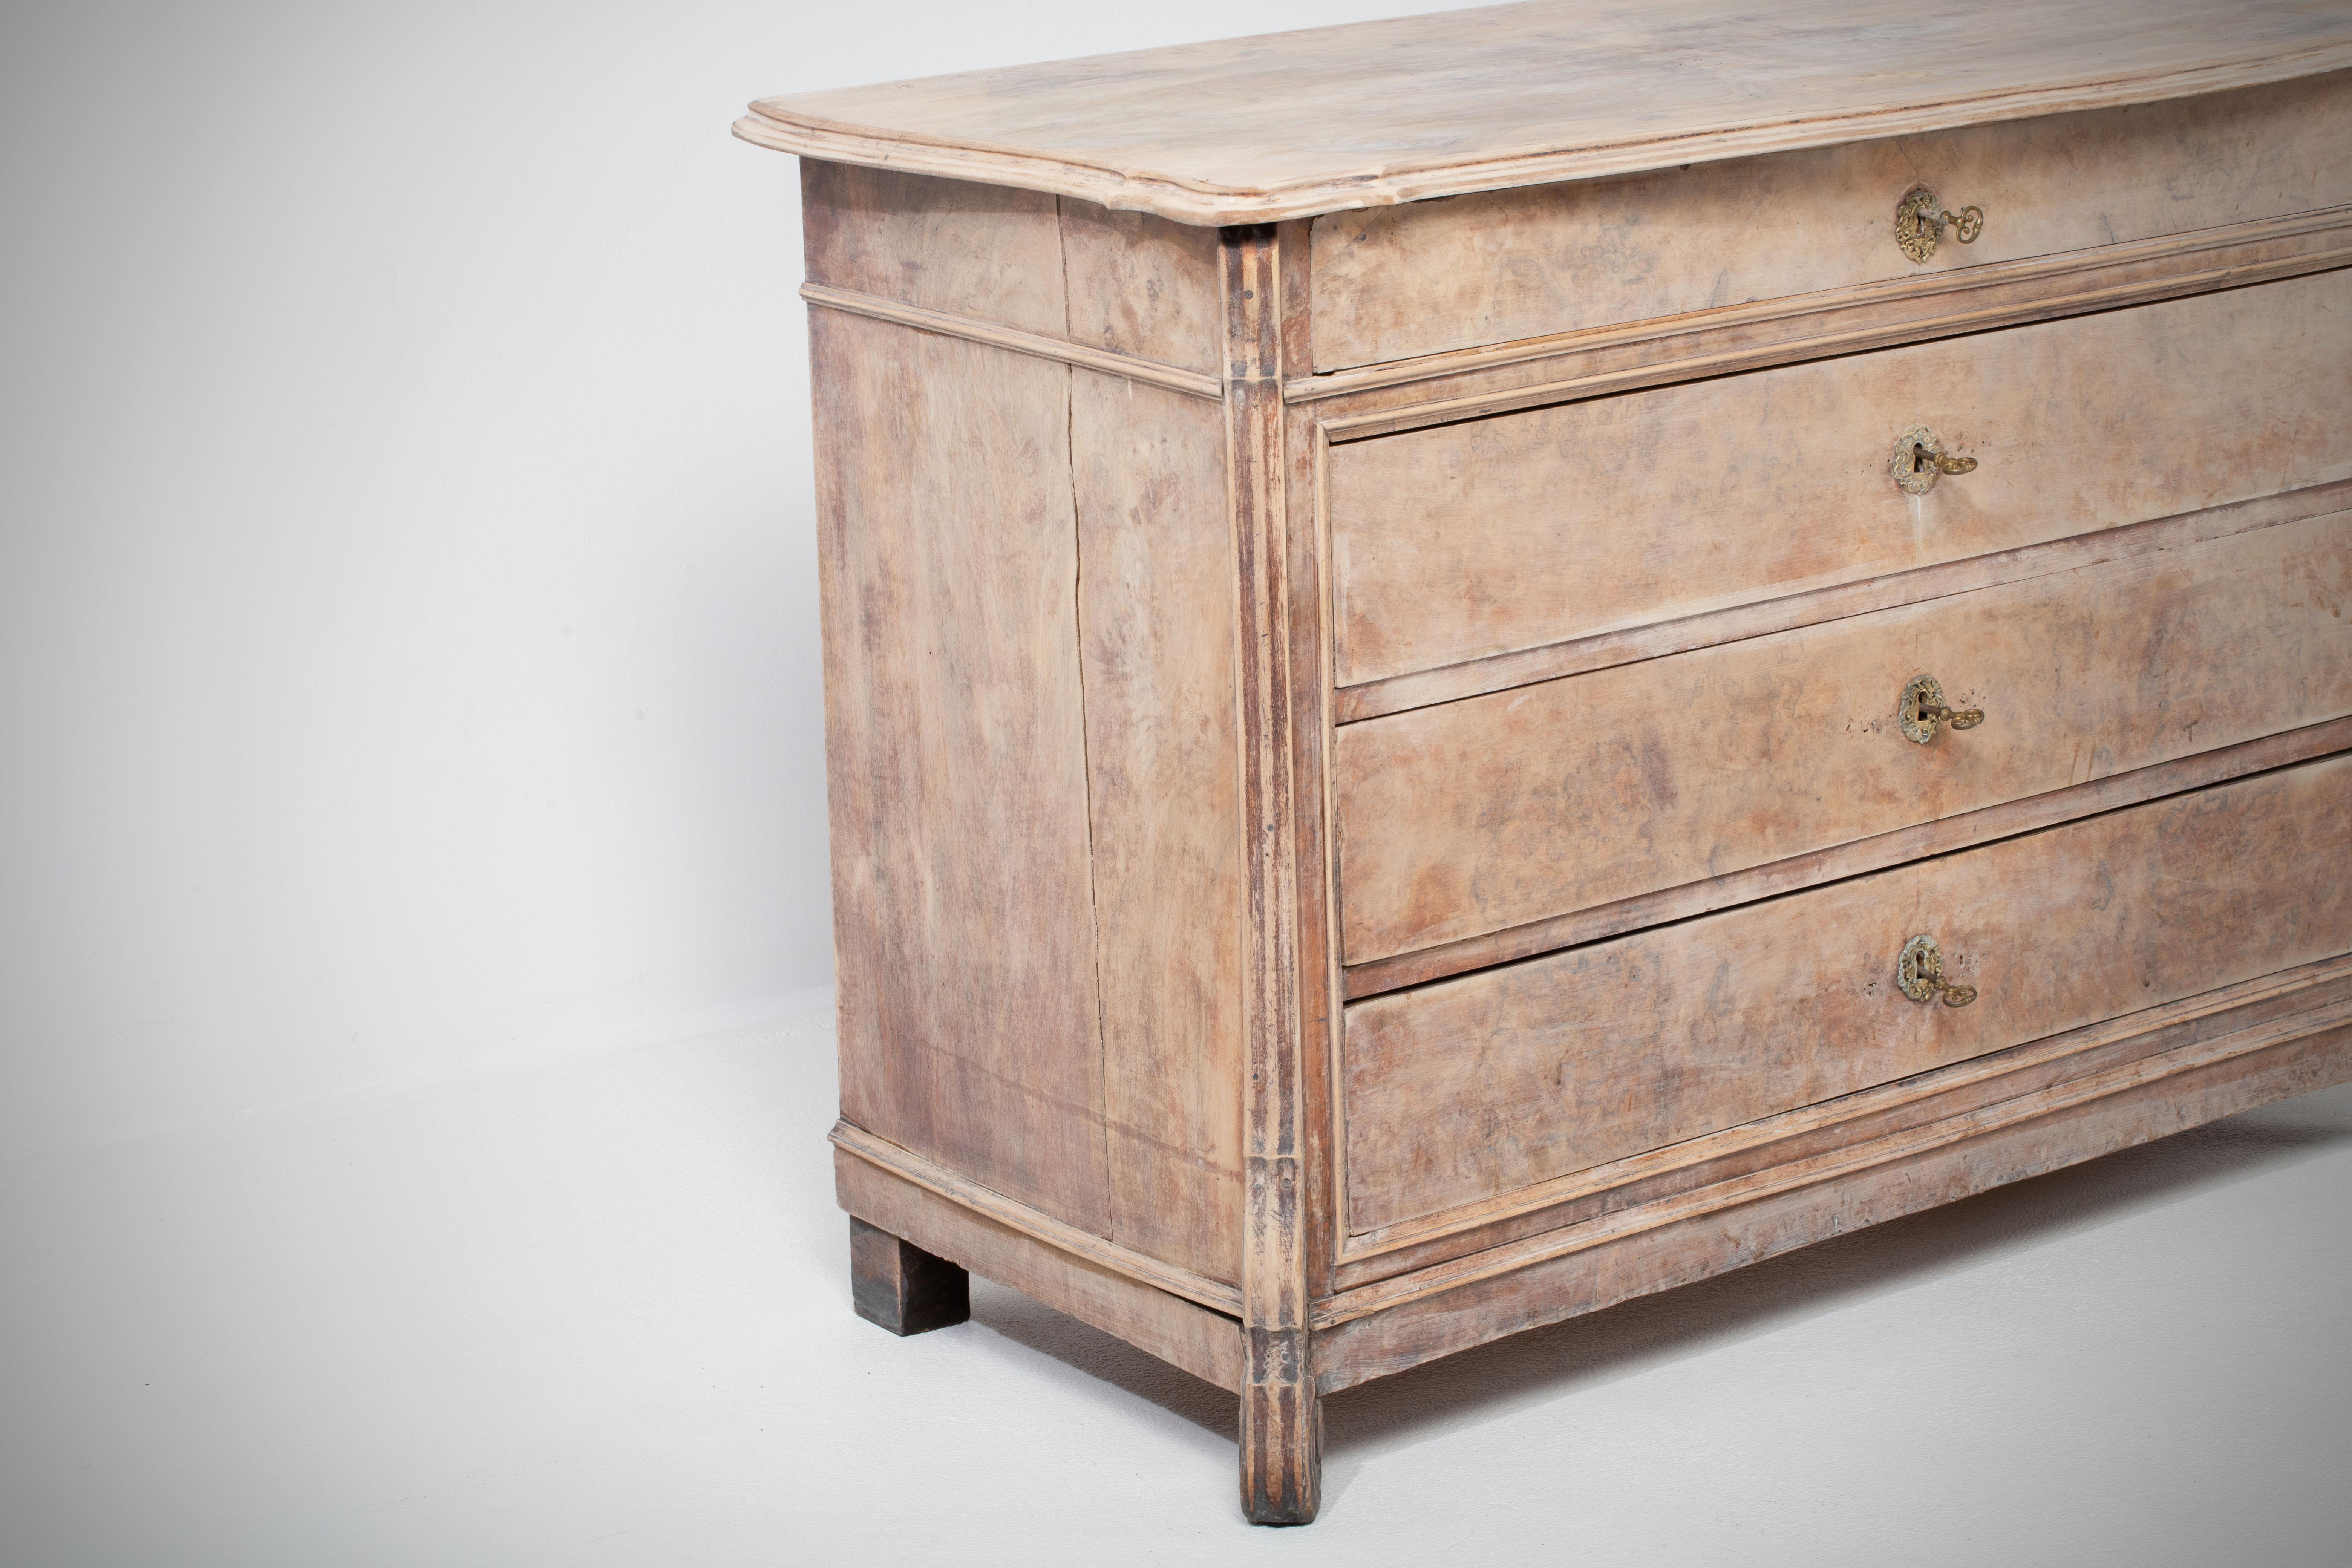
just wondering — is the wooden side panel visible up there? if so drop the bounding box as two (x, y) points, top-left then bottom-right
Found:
(801, 160), (1226, 378)
(802, 160), (1068, 335)
(1073, 372), (1245, 1285)
(837, 1148), (1245, 1392)
(812, 308), (1110, 1234)
(1309, 70), (2352, 369)
(1058, 202), (1225, 374)
(1337, 510), (2352, 963)
(1328, 268), (2352, 688)
(1343, 753), (2352, 1233)
(1319, 1015), (2352, 1390)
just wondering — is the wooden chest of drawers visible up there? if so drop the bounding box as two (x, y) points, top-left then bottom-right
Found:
(737, 0), (2352, 1524)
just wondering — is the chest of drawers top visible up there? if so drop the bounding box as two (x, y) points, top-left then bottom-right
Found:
(744, 0), (2352, 1527)
(739, 0), (2352, 226)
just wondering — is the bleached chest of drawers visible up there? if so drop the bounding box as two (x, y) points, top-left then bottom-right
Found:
(737, 0), (2352, 1524)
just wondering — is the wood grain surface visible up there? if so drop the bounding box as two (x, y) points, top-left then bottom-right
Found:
(1310, 71), (2352, 368)
(738, 0), (2352, 225)
(836, 1147), (1246, 1392)
(1075, 375), (1247, 1286)
(1337, 955), (2352, 1277)
(1337, 510), (2352, 963)
(1225, 226), (1324, 1526)
(1342, 753), (2352, 1232)
(812, 308), (1112, 1234)
(1320, 1010), (2352, 1386)
(1329, 267), (2352, 688)
(803, 159), (1222, 377)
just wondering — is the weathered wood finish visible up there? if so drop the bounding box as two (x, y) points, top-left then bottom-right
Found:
(807, 176), (1246, 1284)
(1329, 267), (2352, 687)
(1344, 714), (2352, 998)
(837, 1147), (1245, 1391)
(740, 0), (2352, 224)
(1339, 955), (2352, 1278)
(1225, 226), (1325, 1526)
(803, 159), (1222, 372)
(1344, 754), (2352, 1233)
(812, 307), (1112, 1233)
(1338, 510), (2352, 963)
(1310, 70), (2352, 368)
(756, 5), (2352, 1525)
(1337, 476), (2352, 724)
(1321, 1011), (2352, 1387)
(1075, 376), (1247, 1285)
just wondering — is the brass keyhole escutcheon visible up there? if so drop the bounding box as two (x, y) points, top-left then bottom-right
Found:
(1899, 673), (1984, 744)
(1895, 184), (1985, 262)
(1891, 425), (1978, 495)
(1897, 934), (1978, 1008)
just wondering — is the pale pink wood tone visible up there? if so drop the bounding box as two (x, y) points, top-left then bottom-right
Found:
(1300, 208), (2352, 418)
(1074, 374), (1247, 1286)
(812, 307), (1111, 1233)
(1337, 955), (2352, 1281)
(799, 283), (1222, 399)
(738, 0), (2352, 225)
(1328, 267), (2352, 688)
(801, 161), (1223, 376)
(1320, 1012), (2352, 1387)
(1224, 227), (1323, 1527)
(1337, 510), (2352, 963)
(1343, 754), (2352, 1233)
(803, 160), (1068, 335)
(1310, 71), (2352, 369)
(835, 1146), (1246, 1392)
(1344, 715), (2352, 998)
(831, 1121), (1240, 1312)
(1058, 201), (1225, 374)
(764, 14), (2352, 1521)
(1337, 476), (2352, 725)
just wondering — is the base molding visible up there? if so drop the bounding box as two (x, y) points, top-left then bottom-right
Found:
(832, 969), (2352, 1406)
(1314, 1001), (2352, 1392)
(833, 1144), (1246, 1392)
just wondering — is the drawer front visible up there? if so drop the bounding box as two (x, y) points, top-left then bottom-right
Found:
(1328, 266), (2352, 691)
(1342, 752), (2352, 1234)
(1309, 71), (2352, 372)
(1336, 510), (2352, 963)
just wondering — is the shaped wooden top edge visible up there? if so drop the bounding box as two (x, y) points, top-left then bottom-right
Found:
(732, 0), (2352, 226)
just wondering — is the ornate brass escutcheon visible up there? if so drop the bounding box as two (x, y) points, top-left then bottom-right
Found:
(1899, 672), (1983, 743)
(1894, 184), (1984, 262)
(1898, 934), (1978, 1008)
(1891, 424), (1978, 495)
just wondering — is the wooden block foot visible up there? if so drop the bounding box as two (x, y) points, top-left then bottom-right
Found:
(849, 1216), (970, 1335)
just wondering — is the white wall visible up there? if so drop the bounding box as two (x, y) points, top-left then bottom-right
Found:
(0, 0), (1479, 1160)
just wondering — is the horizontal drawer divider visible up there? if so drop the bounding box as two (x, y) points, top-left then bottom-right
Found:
(1298, 201), (2352, 401)
(1335, 482), (2352, 724)
(1314, 237), (2352, 443)
(1342, 718), (2352, 1000)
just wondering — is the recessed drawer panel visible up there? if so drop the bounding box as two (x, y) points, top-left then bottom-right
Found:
(1335, 510), (2352, 964)
(1309, 71), (2352, 372)
(1342, 752), (2352, 1235)
(1327, 267), (2352, 690)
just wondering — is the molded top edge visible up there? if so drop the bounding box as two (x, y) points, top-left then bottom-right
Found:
(734, 0), (2352, 225)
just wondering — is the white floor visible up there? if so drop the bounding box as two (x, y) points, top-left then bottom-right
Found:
(3, 997), (2348, 1568)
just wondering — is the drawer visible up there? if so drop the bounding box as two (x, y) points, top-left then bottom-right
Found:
(1309, 71), (2352, 372)
(1335, 509), (2352, 964)
(1329, 266), (2352, 690)
(1342, 752), (2352, 1234)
